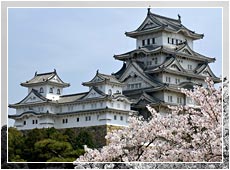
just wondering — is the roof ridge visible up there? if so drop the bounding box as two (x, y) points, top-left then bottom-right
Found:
(150, 12), (180, 23)
(36, 71), (55, 76)
(60, 92), (88, 97)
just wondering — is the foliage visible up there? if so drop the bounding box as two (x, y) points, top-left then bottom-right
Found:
(75, 131), (95, 149)
(75, 77), (222, 162)
(7, 127), (95, 162)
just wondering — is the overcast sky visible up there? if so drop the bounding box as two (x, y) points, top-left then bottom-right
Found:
(8, 8), (222, 126)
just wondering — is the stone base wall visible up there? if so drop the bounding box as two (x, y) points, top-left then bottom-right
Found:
(62, 125), (122, 148)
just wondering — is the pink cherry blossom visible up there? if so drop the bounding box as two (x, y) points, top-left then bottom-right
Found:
(74, 77), (222, 162)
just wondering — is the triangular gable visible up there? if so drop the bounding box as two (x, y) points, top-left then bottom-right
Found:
(136, 98), (151, 106)
(198, 65), (217, 78)
(141, 18), (161, 30)
(176, 44), (194, 56)
(136, 15), (162, 31)
(136, 92), (160, 105)
(48, 73), (68, 85)
(49, 75), (62, 83)
(18, 89), (48, 104)
(167, 58), (185, 72)
(119, 62), (159, 87)
(91, 75), (104, 83)
(82, 87), (105, 99)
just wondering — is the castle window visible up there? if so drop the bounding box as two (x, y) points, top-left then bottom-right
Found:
(85, 116), (91, 121)
(168, 37), (174, 44)
(178, 59), (183, 63)
(91, 103), (97, 109)
(147, 61), (152, 66)
(63, 119), (68, 124)
(36, 120), (38, 124)
(120, 116), (123, 121)
(168, 96), (173, 102)
(154, 57), (158, 64)
(176, 39), (179, 45)
(166, 76), (171, 83)
(147, 38), (150, 45)
(114, 115), (117, 120)
(152, 38), (155, 44)
(32, 120), (35, 124)
(77, 117), (79, 122)
(57, 89), (60, 95)
(23, 121), (26, 125)
(142, 39), (145, 46)
(177, 97), (183, 104)
(175, 78), (181, 84)
(187, 64), (193, 70)
(39, 87), (44, 93)
(108, 89), (112, 95)
(49, 88), (53, 93)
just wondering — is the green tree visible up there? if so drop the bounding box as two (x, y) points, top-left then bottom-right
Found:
(8, 127), (26, 162)
(75, 131), (95, 149)
(34, 139), (74, 162)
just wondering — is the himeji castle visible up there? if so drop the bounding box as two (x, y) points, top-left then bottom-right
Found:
(9, 9), (220, 130)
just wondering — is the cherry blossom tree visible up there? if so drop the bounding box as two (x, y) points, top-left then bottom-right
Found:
(74, 77), (222, 162)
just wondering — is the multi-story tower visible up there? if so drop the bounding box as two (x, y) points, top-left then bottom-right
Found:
(113, 9), (221, 118)
(9, 70), (134, 130)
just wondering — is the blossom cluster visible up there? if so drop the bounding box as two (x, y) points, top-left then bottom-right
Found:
(74, 77), (222, 162)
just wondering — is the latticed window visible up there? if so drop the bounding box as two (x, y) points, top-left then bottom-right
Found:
(177, 97), (183, 104)
(168, 96), (173, 102)
(166, 76), (171, 83)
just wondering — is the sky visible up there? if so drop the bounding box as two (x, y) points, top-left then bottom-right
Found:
(7, 8), (222, 126)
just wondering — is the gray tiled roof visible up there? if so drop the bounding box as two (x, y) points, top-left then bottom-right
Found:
(83, 71), (123, 86)
(114, 44), (215, 63)
(126, 10), (203, 40)
(21, 70), (70, 87)
(58, 92), (87, 103)
(9, 89), (51, 108)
